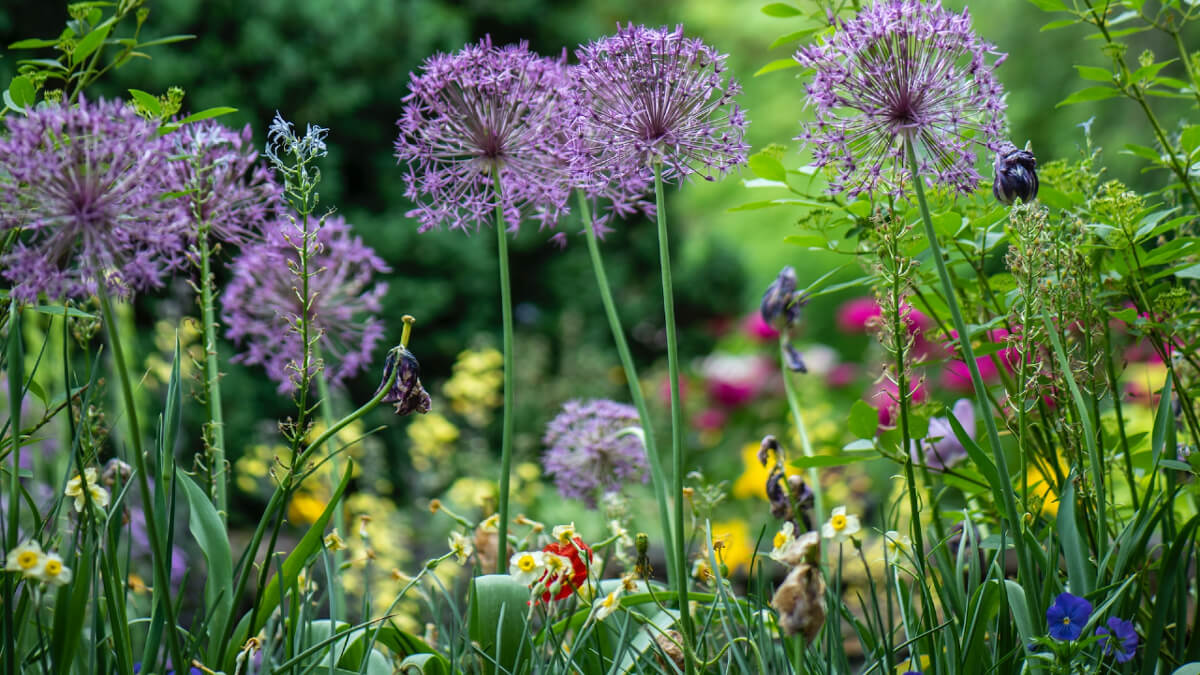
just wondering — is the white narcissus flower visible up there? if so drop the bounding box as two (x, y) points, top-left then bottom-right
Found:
(552, 522), (577, 544)
(5, 540), (44, 577)
(768, 521), (796, 563)
(37, 553), (72, 586)
(448, 531), (474, 565)
(883, 530), (912, 561)
(821, 506), (860, 542)
(64, 467), (109, 512)
(593, 586), (623, 621)
(323, 529), (347, 552)
(508, 550), (547, 586)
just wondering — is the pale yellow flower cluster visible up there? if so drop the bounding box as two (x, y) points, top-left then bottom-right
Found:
(443, 348), (503, 427)
(64, 467), (109, 512)
(4, 541), (71, 586)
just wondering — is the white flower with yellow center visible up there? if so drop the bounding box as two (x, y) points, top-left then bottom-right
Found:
(5, 540), (44, 577)
(64, 467), (109, 513)
(768, 521), (796, 563)
(448, 531), (474, 565)
(883, 530), (912, 560)
(691, 557), (714, 583)
(323, 529), (347, 552)
(37, 553), (72, 586)
(593, 586), (623, 621)
(479, 513), (500, 532)
(821, 506), (860, 542)
(552, 522), (577, 544)
(508, 550), (546, 585)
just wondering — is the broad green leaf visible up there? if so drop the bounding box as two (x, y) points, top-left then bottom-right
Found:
(783, 233), (827, 248)
(1004, 581), (1036, 660)
(1182, 125), (1200, 154)
(1027, 0), (1068, 10)
(8, 38), (59, 49)
(7, 76), (35, 108)
(754, 59), (800, 77)
(748, 153), (787, 182)
(1057, 475), (1094, 595)
(1074, 65), (1113, 82)
(177, 106), (238, 124)
(1041, 18), (1078, 30)
(769, 28), (821, 49)
(468, 575), (531, 675)
(178, 470), (233, 664)
(791, 450), (877, 469)
(134, 33), (196, 49)
(848, 400), (878, 439)
(128, 89), (161, 117)
(400, 653), (452, 675)
(1176, 263), (1200, 279)
(1057, 86), (1120, 107)
(1172, 664), (1200, 675)
(1124, 143), (1163, 162)
(71, 21), (113, 66)
(761, 2), (803, 17)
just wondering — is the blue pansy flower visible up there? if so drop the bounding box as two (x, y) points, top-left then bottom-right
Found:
(1046, 592), (1092, 641)
(1096, 617), (1138, 663)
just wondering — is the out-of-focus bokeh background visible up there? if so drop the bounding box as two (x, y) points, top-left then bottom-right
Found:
(0, 0), (1193, 616)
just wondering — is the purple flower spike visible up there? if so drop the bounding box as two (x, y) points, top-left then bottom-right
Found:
(394, 37), (573, 234)
(910, 399), (975, 470)
(573, 24), (749, 188)
(0, 97), (187, 302)
(1096, 617), (1138, 663)
(794, 0), (1007, 199)
(543, 399), (649, 508)
(221, 214), (390, 393)
(167, 120), (284, 245)
(1046, 592), (1092, 641)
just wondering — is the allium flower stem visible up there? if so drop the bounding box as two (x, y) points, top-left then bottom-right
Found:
(577, 189), (676, 588)
(197, 231), (228, 524)
(96, 282), (186, 673)
(652, 163), (695, 658)
(905, 140), (1035, 614)
(494, 174), (516, 575)
(778, 338), (824, 528)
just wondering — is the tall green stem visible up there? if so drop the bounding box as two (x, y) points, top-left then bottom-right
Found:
(652, 163), (695, 658)
(315, 367), (345, 623)
(494, 184), (516, 575)
(96, 283), (185, 672)
(577, 190), (676, 589)
(197, 231), (228, 523)
(778, 341), (823, 527)
(904, 142), (1034, 607)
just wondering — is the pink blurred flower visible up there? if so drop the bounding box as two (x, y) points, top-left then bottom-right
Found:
(693, 407), (728, 431)
(701, 353), (772, 408)
(744, 312), (781, 342)
(836, 297), (880, 333)
(827, 363), (857, 389)
(867, 376), (928, 427)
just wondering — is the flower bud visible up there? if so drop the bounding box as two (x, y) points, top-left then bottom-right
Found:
(760, 266), (799, 329)
(992, 141), (1038, 205)
(376, 345), (432, 416)
(783, 342), (807, 373)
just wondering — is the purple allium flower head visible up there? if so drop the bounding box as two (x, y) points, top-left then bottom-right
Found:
(542, 399), (648, 508)
(394, 37), (573, 234)
(1046, 592), (1092, 641)
(0, 97), (187, 301)
(794, 0), (1007, 199)
(1096, 616), (1138, 663)
(221, 214), (390, 393)
(166, 120), (284, 245)
(910, 399), (974, 470)
(572, 24), (749, 187)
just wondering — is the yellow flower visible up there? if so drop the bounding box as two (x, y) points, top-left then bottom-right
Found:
(448, 531), (473, 565)
(822, 506), (861, 542)
(691, 557), (714, 583)
(768, 521), (796, 563)
(593, 587), (623, 621)
(444, 348), (503, 426)
(407, 413), (459, 472)
(64, 467), (109, 512)
(1024, 462), (1061, 517)
(288, 492), (328, 525)
(552, 522), (577, 544)
(6, 540), (44, 576)
(732, 443), (771, 500)
(479, 513), (500, 532)
(324, 529), (347, 552)
(710, 519), (754, 573)
(38, 553), (72, 586)
(883, 530), (912, 559)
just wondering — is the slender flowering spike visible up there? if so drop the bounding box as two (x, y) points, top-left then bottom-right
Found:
(1046, 592), (1092, 641)
(794, 0), (1007, 199)
(1096, 617), (1138, 663)
(395, 37), (573, 234)
(221, 215), (390, 393)
(0, 97), (187, 301)
(167, 120), (284, 245)
(992, 141), (1039, 205)
(542, 399), (649, 508)
(573, 24), (749, 187)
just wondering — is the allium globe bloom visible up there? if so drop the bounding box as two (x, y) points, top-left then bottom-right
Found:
(221, 215), (390, 392)
(1046, 592), (1092, 641)
(0, 97), (187, 301)
(537, 536), (593, 603)
(394, 37), (572, 234)
(166, 120), (283, 245)
(1096, 616), (1138, 663)
(572, 24), (749, 188)
(794, 0), (1007, 199)
(542, 399), (648, 508)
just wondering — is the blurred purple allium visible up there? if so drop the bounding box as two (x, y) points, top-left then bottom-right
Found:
(167, 120), (284, 245)
(572, 24), (748, 187)
(542, 399), (648, 508)
(0, 97), (186, 301)
(394, 37), (572, 234)
(221, 215), (390, 392)
(794, 0), (1007, 199)
(909, 398), (974, 470)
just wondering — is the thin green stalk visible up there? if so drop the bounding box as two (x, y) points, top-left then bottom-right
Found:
(96, 283), (186, 672)
(197, 231), (229, 523)
(652, 162), (695, 662)
(778, 340), (823, 526)
(4, 301), (23, 675)
(577, 190), (676, 588)
(493, 175), (516, 575)
(315, 367), (345, 624)
(904, 141), (1035, 621)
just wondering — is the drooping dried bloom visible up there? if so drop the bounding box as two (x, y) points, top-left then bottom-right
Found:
(376, 345), (432, 416)
(394, 37), (572, 234)
(542, 399), (648, 508)
(166, 120), (284, 245)
(992, 141), (1039, 205)
(0, 97), (186, 301)
(794, 0), (1007, 198)
(221, 215), (389, 392)
(772, 561), (826, 642)
(573, 24), (749, 188)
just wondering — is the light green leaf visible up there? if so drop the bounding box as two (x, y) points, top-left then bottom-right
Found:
(177, 106), (238, 124)
(1027, 0), (1068, 9)
(848, 400), (878, 440)
(761, 2), (803, 17)
(7, 76), (35, 108)
(791, 450), (877, 469)
(71, 20), (113, 66)
(1074, 65), (1113, 82)
(128, 89), (161, 117)
(8, 38), (60, 49)
(748, 153), (787, 182)
(1057, 86), (1120, 107)
(754, 59), (800, 77)
(469, 575), (531, 675)
(178, 471), (233, 664)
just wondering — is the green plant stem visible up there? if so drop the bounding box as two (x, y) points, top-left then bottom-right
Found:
(96, 283), (185, 672)
(494, 178), (516, 576)
(576, 190), (676, 588)
(315, 369), (345, 624)
(904, 141), (1035, 611)
(197, 231), (229, 523)
(778, 340), (824, 527)
(4, 301), (22, 675)
(652, 163), (695, 663)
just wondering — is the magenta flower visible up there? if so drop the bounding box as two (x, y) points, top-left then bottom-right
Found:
(394, 37), (573, 234)
(0, 97), (186, 301)
(794, 0), (1007, 198)
(543, 399), (648, 508)
(836, 297), (882, 334)
(572, 24), (749, 188)
(221, 215), (389, 393)
(167, 120), (284, 245)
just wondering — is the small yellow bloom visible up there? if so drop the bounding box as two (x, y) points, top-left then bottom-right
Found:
(324, 529), (348, 552)
(64, 467), (109, 512)
(479, 513), (500, 532)
(552, 522), (577, 544)
(883, 530), (912, 560)
(691, 557), (714, 583)
(594, 587), (623, 621)
(448, 531), (474, 565)
(769, 521), (796, 563)
(508, 550), (547, 585)
(710, 519), (754, 573)
(6, 540), (43, 576)
(39, 553), (72, 586)
(287, 492), (328, 525)
(822, 506), (861, 542)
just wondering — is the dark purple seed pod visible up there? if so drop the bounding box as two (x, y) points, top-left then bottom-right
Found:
(993, 141), (1039, 205)
(377, 345), (432, 416)
(761, 266), (798, 328)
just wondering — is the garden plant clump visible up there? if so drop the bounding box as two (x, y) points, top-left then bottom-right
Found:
(2, 0), (1200, 672)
